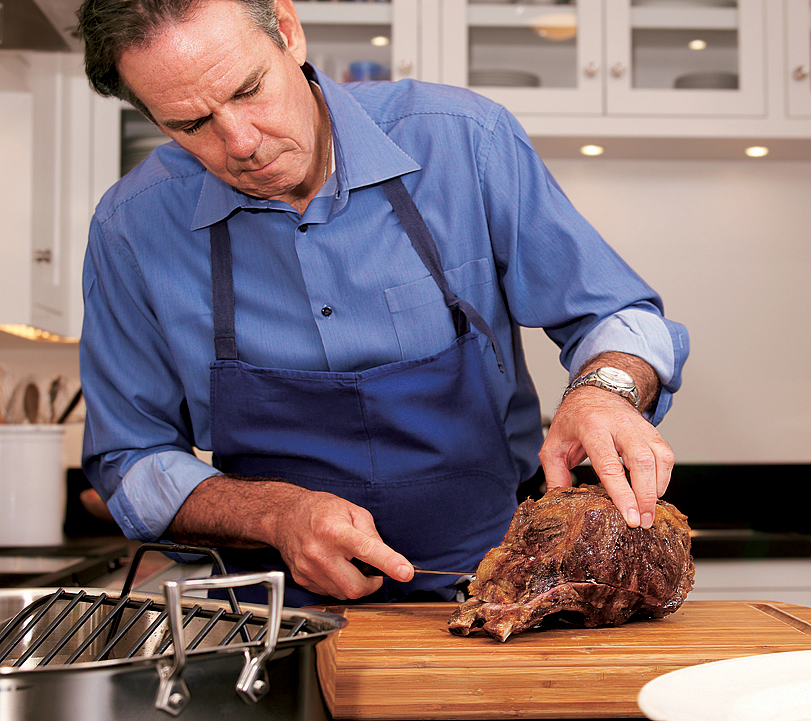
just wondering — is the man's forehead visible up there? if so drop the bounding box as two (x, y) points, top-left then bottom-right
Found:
(118, 2), (266, 90)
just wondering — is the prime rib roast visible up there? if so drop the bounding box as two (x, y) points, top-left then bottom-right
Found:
(448, 484), (694, 642)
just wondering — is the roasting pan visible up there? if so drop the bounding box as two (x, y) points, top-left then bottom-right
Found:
(0, 544), (346, 721)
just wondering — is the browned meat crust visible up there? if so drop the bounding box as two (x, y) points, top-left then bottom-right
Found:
(448, 484), (694, 642)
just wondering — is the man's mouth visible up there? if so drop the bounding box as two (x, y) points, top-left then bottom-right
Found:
(236, 157), (277, 175)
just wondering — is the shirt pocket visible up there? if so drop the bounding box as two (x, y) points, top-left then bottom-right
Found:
(384, 257), (494, 361)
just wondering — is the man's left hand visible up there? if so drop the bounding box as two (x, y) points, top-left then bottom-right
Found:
(539, 356), (674, 529)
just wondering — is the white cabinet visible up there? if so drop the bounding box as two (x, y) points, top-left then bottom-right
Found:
(0, 53), (120, 339)
(786, 0), (811, 118)
(295, 0), (421, 83)
(438, 0), (605, 115)
(436, 0), (766, 121)
(402, 0), (811, 141)
(605, 0), (765, 117)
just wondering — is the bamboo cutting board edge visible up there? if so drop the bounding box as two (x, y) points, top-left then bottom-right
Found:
(315, 600), (811, 720)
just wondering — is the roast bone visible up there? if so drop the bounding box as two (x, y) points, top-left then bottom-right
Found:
(447, 484), (695, 642)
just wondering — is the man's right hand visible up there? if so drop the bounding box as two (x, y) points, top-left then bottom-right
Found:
(167, 475), (414, 599)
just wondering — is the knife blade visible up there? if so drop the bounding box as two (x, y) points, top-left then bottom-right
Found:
(351, 558), (473, 577)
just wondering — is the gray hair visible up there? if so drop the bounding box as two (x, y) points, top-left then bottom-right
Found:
(76, 0), (284, 121)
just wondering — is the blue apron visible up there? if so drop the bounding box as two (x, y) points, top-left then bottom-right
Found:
(208, 177), (520, 606)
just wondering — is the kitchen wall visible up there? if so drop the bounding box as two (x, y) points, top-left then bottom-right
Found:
(3, 157), (810, 467)
(521, 156), (811, 464)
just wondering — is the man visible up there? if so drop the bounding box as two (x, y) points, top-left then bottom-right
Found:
(77, 0), (688, 605)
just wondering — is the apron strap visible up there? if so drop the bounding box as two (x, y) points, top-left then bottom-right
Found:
(382, 177), (505, 371)
(210, 220), (238, 361)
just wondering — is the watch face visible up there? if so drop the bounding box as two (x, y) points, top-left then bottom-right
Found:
(596, 367), (634, 388)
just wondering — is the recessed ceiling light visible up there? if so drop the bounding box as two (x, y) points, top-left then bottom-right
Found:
(745, 146), (769, 158)
(371, 36), (390, 47)
(688, 39), (707, 51)
(532, 12), (578, 42)
(580, 145), (605, 156)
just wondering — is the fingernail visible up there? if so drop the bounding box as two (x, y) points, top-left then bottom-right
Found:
(641, 512), (654, 529)
(396, 565), (412, 581)
(627, 508), (640, 527)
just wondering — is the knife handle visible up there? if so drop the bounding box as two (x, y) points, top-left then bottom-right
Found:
(351, 558), (384, 577)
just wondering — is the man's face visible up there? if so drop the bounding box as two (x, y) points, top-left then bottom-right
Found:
(118, 0), (319, 203)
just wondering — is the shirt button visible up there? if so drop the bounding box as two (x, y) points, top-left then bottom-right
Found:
(299, 224), (309, 233)
(321, 306), (333, 317)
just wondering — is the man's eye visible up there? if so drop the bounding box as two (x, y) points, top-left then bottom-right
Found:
(239, 83), (262, 99)
(182, 119), (207, 135)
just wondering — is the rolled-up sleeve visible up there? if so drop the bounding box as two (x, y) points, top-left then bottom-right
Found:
(105, 451), (221, 540)
(569, 308), (689, 425)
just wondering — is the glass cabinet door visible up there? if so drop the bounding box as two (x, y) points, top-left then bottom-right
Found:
(786, 0), (811, 118)
(605, 0), (765, 116)
(294, 0), (420, 84)
(438, 0), (604, 115)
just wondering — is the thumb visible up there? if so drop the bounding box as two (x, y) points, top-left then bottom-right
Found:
(540, 452), (577, 490)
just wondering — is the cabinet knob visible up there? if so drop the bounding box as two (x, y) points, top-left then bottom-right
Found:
(33, 249), (53, 264)
(610, 63), (626, 79)
(792, 65), (810, 81)
(584, 62), (599, 78)
(398, 59), (413, 76)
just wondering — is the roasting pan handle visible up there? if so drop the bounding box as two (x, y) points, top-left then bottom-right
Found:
(154, 570), (285, 716)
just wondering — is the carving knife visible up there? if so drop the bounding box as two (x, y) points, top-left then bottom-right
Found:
(351, 558), (474, 578)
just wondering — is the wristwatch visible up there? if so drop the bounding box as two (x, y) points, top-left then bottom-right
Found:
(562, 366), (640, 409)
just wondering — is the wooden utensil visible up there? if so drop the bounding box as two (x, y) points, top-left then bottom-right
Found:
(48, 376), (62, 423)
(23, 383), (39, 423)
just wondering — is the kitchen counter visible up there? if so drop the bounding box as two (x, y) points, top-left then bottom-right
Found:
(0, 537), (129, 588)
(690, 528), (811, 558)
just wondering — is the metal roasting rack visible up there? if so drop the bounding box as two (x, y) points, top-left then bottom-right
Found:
(0, 544), (311, 716)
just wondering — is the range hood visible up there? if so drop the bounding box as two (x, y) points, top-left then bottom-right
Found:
(0, 0), (83, 52)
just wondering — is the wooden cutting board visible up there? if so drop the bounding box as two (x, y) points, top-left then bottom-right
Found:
(314, 600), (811, 720)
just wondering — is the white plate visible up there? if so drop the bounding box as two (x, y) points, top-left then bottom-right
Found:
(638, 650), (811, 721)
(634, 0), (736, 6)
(469, 69), (541, 87)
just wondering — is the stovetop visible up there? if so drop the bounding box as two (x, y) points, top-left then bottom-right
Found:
(0, 538), (129, 588)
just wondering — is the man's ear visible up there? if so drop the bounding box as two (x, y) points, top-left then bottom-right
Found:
(275, 0), (307, 66)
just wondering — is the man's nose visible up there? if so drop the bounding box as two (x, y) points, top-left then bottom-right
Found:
(217, 111), (261, 159)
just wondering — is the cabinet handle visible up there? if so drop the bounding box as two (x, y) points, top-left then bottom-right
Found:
(584, 62), (599, 78)
(33, 249), (53, 264)
(398, 59), (413, 76)
(610, 63), (626, 78)
(793, 65), (810, 81)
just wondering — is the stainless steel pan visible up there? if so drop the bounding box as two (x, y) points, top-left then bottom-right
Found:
(0, 547), (346, 721)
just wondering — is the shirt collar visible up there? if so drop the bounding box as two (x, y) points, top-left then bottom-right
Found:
(191, 64), (421, 230)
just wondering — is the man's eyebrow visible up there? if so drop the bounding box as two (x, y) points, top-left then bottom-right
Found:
(158, 67), (265, 131)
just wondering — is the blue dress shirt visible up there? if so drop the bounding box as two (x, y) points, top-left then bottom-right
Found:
(81, 67), (689, 541)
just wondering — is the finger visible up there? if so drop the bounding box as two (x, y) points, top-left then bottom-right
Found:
(620, 432), (675, 528)
(623, 447), (658, 529)
(654, 436), (675, 498)
(347, 530), (414, 583)
(539, 455), (578, 490)
(288, 548), (386, 600)
(539, 436), (585, 490)
(582, 431), (641, 527)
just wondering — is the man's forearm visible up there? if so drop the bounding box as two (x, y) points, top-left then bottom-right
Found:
(165, 474), (300, 549)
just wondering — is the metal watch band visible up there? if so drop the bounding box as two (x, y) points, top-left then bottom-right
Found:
(562, 367), (641, 408)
